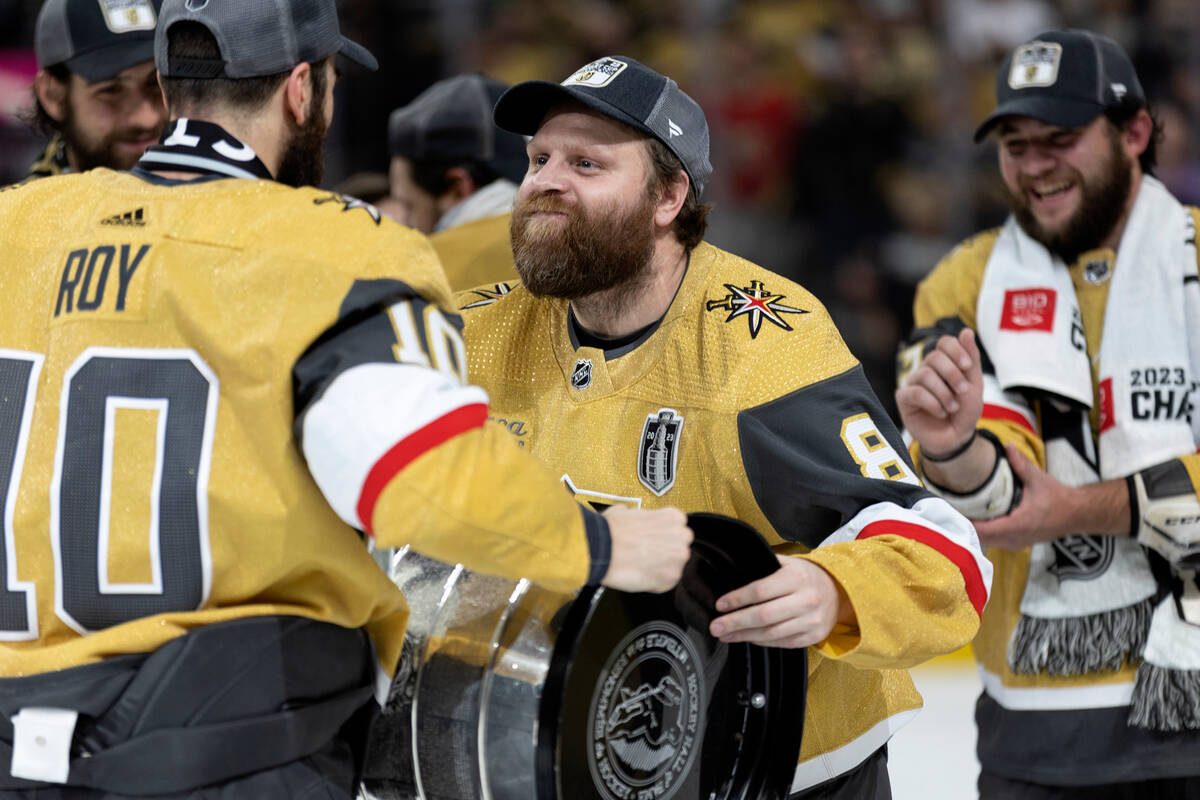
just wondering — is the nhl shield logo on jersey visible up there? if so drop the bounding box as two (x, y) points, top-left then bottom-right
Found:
(705, 280), (808, 338)
(638, 408), (683, 496)
(572, 358), (593, 390)
(1084, 258), (1112, 284)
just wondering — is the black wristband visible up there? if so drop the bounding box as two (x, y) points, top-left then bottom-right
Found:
(922, 430), (978, 463)
(1126, 474), (1141, 538)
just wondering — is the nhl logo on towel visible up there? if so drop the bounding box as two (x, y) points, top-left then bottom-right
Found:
(571, 358), (593, 390)
(638, 408), (683, 496)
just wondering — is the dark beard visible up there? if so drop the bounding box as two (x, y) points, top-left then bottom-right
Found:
(275, 90), (328, 188)
(62, 106), (159, 172)
(509, 190), (656, 301)
(1007, 130), (1133, 263)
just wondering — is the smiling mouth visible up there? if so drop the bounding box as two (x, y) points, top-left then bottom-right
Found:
(1030, 181), (1073, 200)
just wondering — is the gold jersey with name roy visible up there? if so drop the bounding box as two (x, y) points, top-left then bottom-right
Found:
(0, 168), (597, 681)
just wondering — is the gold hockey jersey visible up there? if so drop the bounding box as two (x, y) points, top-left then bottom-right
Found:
(429, 212), (518, 291)
(908, 214), (1200, 784)
(459, 241), (991, 791)
(0, 166), (598, 680)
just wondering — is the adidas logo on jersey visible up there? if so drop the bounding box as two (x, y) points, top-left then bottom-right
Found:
(100, 208), (147, 227)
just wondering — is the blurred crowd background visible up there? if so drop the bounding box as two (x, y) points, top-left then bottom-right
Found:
(2, 0), (1199, 417)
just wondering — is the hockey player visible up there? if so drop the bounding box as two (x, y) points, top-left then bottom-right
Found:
(896, 29), (1200, 798)
(25, 0), (168, 180)
(457, 55), (992, 798)
(0, 2), (692, 797)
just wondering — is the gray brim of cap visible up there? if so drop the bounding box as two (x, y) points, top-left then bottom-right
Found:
(494, 80), (653, 140)
(339, 36), (378, 71)
(974, 94), (1106, 142)
(65, 38), (156, 82)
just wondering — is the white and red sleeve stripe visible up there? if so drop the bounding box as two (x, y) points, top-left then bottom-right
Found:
(301, 361), (489, 534)
(981, 374), (1038, 436)
(819, 497), (993, 618)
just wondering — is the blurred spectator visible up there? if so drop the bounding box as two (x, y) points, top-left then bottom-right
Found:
(944, 0), (1059, 62)
(388, 74), (527, 289)
(1156, 101), (1200, 206)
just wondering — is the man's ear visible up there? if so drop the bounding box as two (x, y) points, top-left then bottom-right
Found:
(34, 70), (68, 123)
(1123, 107), (1154, 163)
(654, 171), (689, 228)
(283, 62), (313, 125)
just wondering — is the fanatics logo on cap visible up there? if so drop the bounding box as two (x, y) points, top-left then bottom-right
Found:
(563, 57), (628, 88)
(1009, 41), (1063, 89)
(1000, 288), (1056, 332)
(98, 0), (156, 33)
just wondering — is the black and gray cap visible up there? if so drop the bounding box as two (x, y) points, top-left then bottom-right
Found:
(155, 0), (377, 80)
(974, 29), (1145, 142)
(389, 75), (529, 185)
(36, 0), (163, 82)
(494, 55), (712, 196)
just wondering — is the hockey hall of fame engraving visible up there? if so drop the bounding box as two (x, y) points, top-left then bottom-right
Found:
(587, 620), (705, 800)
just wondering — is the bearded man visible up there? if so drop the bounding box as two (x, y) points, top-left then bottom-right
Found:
(896, 29), (1200, 799)
(25, 0), (168, 180)
(457, 55), (991, 799)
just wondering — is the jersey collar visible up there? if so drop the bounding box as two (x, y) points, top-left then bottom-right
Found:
(135, 118), (274, 181)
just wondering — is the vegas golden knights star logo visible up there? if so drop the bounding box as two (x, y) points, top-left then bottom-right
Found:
(638, 409), (683, 495)
(460, 283), (511, 310)
(705, 280), (807, 338)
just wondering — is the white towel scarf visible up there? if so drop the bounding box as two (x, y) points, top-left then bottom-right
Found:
(977, 175), (1200, 730)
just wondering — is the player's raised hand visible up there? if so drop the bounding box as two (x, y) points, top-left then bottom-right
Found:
(601, 506), (692, 593)
(896, 328), (983, 459)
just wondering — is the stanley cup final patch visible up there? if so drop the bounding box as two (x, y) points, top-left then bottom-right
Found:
(98, 0), (157, 33)
(563, 57), (628, 88)
(638, 408), (683, 496)
(1009, 41), (1063, 89)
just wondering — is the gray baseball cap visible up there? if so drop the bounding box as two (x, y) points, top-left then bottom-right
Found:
(389, 75), (529, 185)
(975, 29), (1145, 142)
(494, 55), (712, 196)
(155, 0), (377, 80)
(36, 0), (163, 82)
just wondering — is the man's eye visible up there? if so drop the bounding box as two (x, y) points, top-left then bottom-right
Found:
(579, 159), (594, 169)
